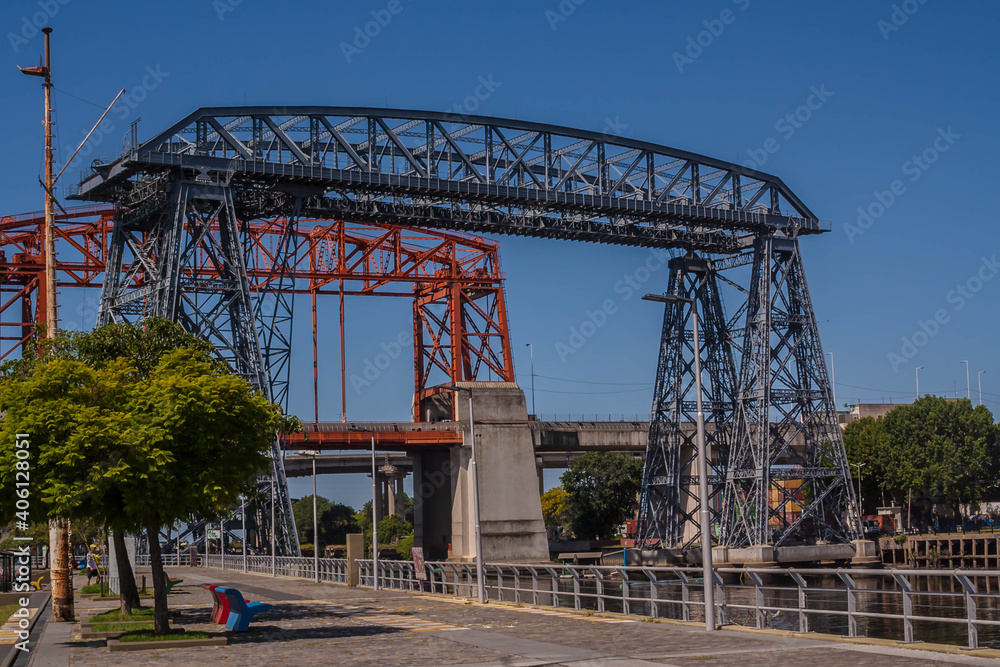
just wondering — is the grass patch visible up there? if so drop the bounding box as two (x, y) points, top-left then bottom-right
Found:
(91, 622), (154, 633)
(89, 607), (155, 623)
(80, 584), (149, 598)
(118, 628), (210, 643)
(0, 604), (19, 626)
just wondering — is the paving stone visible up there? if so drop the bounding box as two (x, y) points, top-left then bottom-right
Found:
(46, 566), (997, 666)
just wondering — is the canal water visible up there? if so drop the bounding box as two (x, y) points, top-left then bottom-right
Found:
(467, 571), (1000, 649)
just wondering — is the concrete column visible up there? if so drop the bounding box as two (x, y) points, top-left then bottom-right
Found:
(380, 477), (390, 521)
(346, 533), (363, 587)
(450, 382), (548, 562)
(373, 474), (385, 526)
(393, 475), (406, 517)
(412, 450), (453, 560)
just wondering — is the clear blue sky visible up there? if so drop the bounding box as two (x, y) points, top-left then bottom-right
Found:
(2, 1), (997, 509)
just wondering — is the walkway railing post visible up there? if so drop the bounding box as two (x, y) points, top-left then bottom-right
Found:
(789, 570), (809, 634)
(837, 571), (858, 638)
(891, 572), (914, 643)
(956, 574), (979, 650)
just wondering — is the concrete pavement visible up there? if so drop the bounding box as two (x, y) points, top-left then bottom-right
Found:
(21, 565), (1000, 666)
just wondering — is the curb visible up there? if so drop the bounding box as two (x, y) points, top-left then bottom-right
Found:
(0, 592), (50, 667)
(106, 636), (227, 652)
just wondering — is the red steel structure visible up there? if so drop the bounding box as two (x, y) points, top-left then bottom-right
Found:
(0, 206), (514, 421)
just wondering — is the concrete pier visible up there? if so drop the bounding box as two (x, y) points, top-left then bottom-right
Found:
(414, 381), (548, 562)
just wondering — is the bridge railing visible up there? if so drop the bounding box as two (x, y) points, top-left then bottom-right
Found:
(141, 554), (1000, 650)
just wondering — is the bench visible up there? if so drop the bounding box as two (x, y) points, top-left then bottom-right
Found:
(163, 571), (183, 594)
(202, 584), (231, 624)
(215, 587), (272, 631)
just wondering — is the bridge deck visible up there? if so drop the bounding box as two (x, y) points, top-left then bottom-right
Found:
(283, 420), (651, 452)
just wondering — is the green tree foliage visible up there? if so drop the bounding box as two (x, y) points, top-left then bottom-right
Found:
(395, 534), (414, 560)
(377, 514), (413, 544)
(291, 495), (359, 548)
(841, 416), (889, 514)
(352, 502), (413, 555)
(540, 486), (571, 535)
(560, 452), (642, 540)
(843, 397), (1000, 523)
(0, 319), (288, 633)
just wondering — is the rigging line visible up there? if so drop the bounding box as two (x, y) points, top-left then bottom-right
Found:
(532, 386), (651, 395)
(516, 372), (652, 387)
(838, 380), (1000, 402)
(53, 86), (106, 110)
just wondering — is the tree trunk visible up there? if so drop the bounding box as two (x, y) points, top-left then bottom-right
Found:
(48, 518), (74, 622)
(144, 514), (170, 634)
(113, 531), (141, 614)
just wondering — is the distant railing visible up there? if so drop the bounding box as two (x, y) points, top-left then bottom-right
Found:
(161, 554), (1000, 650)
(531, 414), (648, 423)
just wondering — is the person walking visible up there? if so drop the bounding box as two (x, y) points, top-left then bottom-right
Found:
(85, 546), (101, 587)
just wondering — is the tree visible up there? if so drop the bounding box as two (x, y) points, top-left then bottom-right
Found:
(377, 514), (412, 544)
(291, 496), (359, 550)
(0, 319), (287, 634)
(844, 397), (1000, 526)
(540, 486), (571, 536)
(293, 495), (333, 547)
(325, 503), (360, 545)
(842, 416), (890, 515)
(560, 452), (642, 540)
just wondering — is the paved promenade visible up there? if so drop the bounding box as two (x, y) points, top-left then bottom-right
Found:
(27, 566), (1000, 666)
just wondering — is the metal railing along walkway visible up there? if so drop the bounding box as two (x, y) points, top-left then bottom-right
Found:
(136, 553), (1000, 650)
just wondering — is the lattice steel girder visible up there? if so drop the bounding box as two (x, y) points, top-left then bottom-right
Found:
(96, 183), (300, 557)
(413, 281), (514, 420)
(71, 107), (829, 253)
(0, 206), (510, 386)
(636, 255), (737, 549)
(721, 236), (859, 548)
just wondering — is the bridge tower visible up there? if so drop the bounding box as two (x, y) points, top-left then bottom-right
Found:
(636, 255), (737, 549)
(721, 236), (858, 547)
(98, 177), (299, 556)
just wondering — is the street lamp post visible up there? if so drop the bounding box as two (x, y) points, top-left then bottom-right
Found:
(851, 462), (866, 519)
(978, 370), (987, 406)
(915, 366), (924, 400)
(444, 385), (485, 604)
(962, 360), (971, 400)
(827, 351), (837, 412)
(642, 293), (714, 631)
(525, 343), (535, 417)
(312, 452), (319, 583)
(241, 496), (247, 574)
(270, 477), (276, 576)
(350, 426), (379, 590)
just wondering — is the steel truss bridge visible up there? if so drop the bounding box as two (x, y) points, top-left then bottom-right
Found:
(2, 105), (856, 554)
